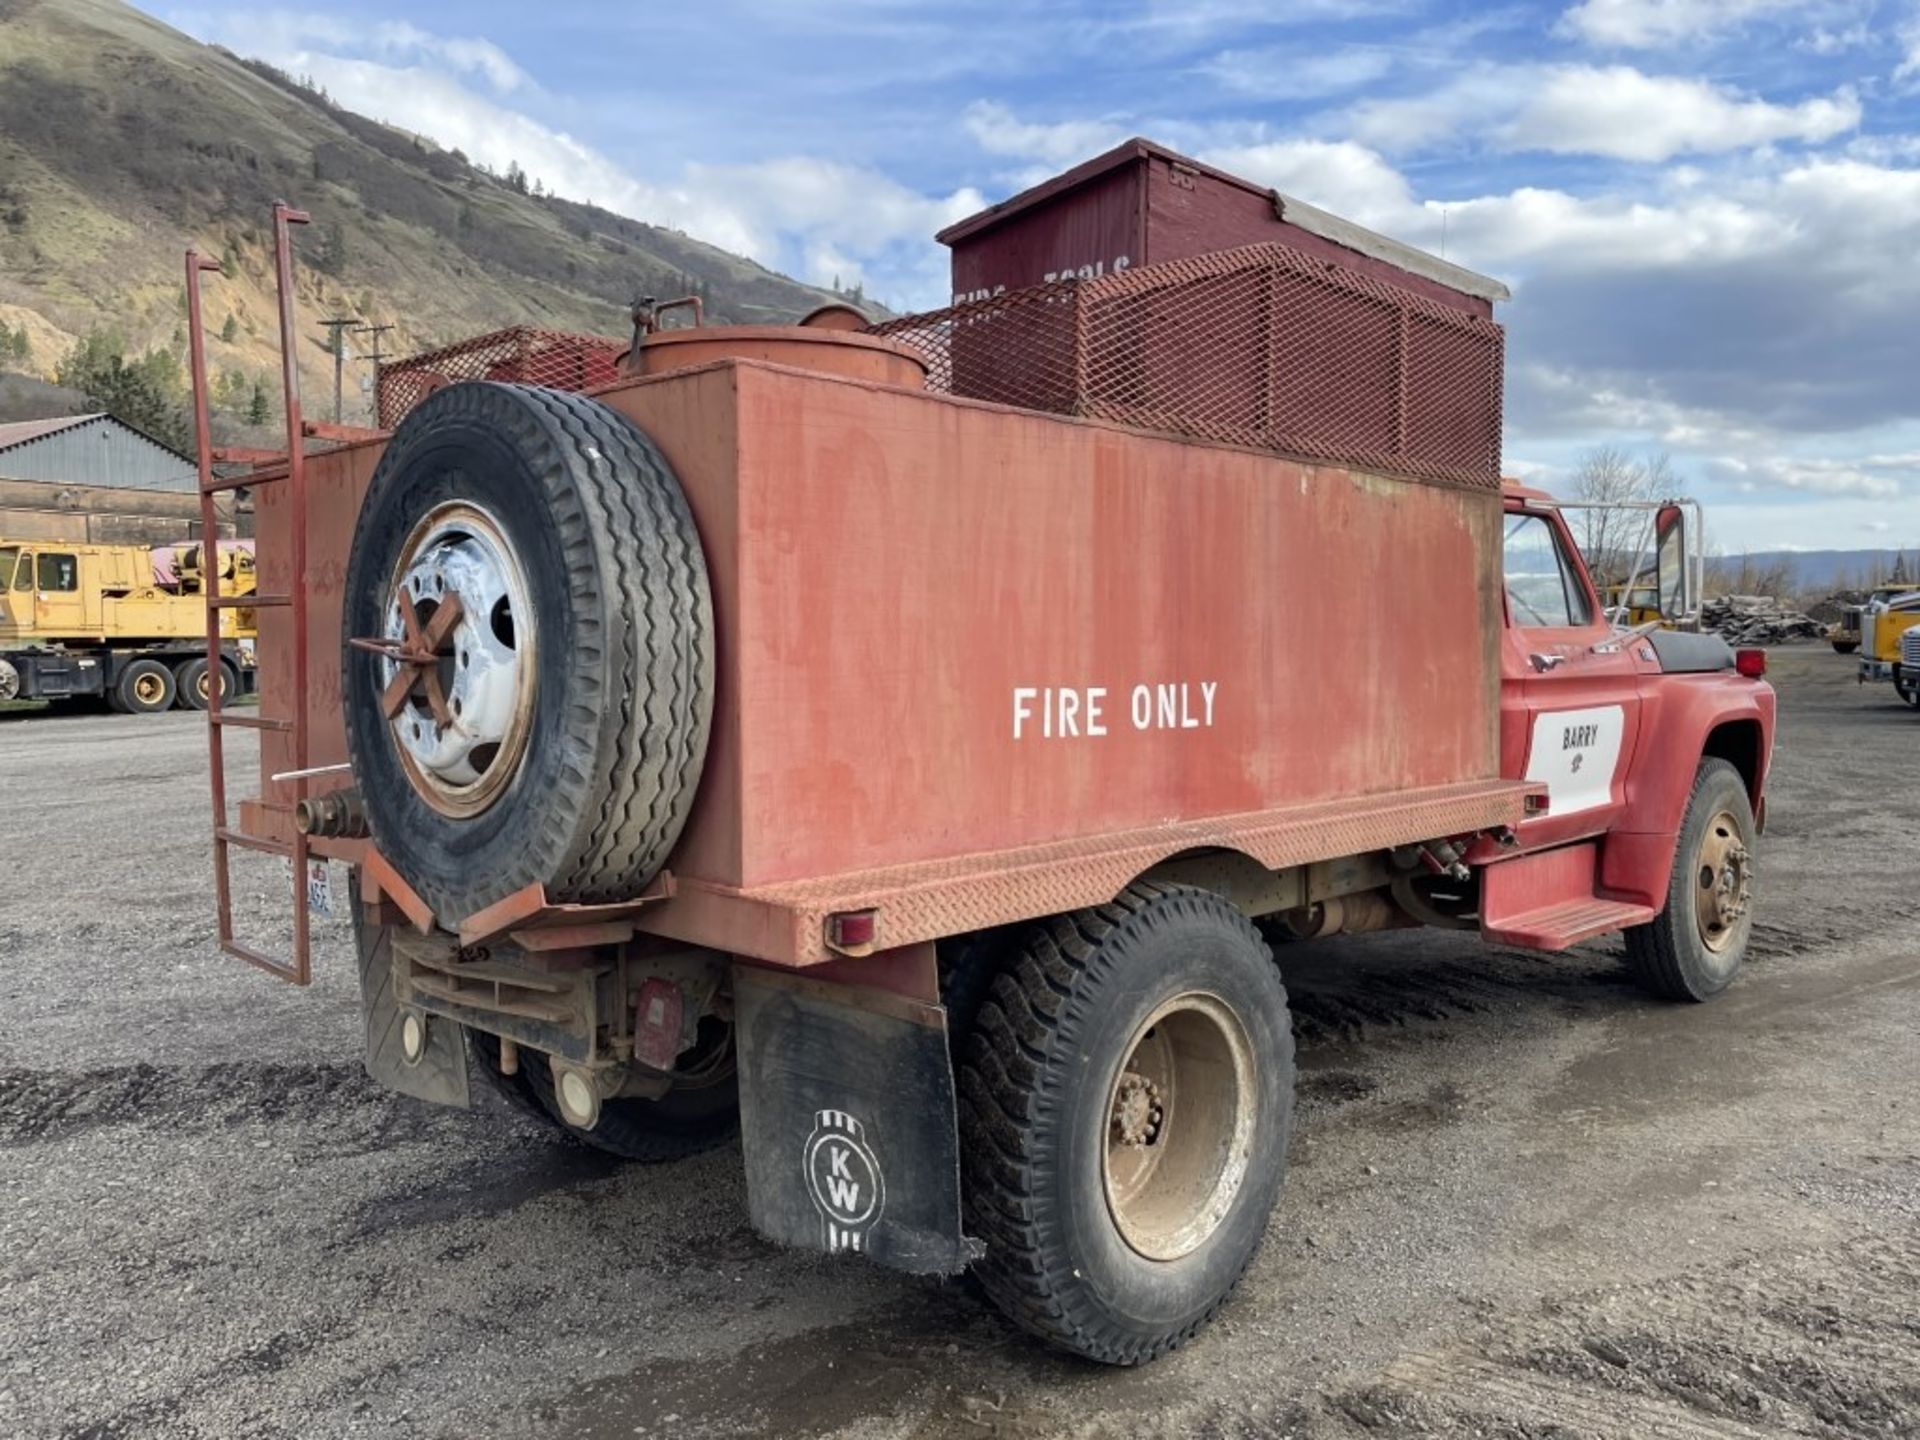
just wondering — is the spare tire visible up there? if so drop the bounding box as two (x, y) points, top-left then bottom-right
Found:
(343, 382), (713, 921)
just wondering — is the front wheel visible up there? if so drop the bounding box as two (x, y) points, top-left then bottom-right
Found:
(1624, 758), (1757, 1001)
(958, 883), (1294, 1365)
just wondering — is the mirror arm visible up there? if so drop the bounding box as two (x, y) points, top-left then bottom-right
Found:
(1593, 619), (1663, 654)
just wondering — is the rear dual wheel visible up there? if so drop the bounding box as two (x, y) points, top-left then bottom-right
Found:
(957, 883), (1294, 1365)
(174, 656), (238, 711)
(469, 1026), (739, 1162)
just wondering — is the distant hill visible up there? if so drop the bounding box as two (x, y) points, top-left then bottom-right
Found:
(0, 0), (850, 440)
(1716, 550), (1920, 596)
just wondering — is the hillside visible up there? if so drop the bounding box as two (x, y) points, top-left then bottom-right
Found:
(0, 0), (848, 438)
(1722, 549), (1920, 595)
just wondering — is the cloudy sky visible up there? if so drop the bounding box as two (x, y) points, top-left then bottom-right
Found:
(166, 0), (1920, 553)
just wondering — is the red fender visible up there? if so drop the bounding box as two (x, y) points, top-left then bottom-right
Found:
(1599, 674), (1775, 910)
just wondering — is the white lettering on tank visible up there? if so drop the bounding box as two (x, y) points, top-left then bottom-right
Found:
(1018, 683), (1219, 740)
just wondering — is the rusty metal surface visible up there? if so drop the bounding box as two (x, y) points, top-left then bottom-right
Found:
(644, 777), (1532, 967)
(872, 242), (1504, 490)
(637, 325), (927, 388)
(187, 204), (320, 987)
(453, 872), (676, 950)
(258, 352), (1508, 969)
(375, 326), (622, 429)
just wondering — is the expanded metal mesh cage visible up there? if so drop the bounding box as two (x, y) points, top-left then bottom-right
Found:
(375, 327), (624, 429)
(870, 242), (1504, 489)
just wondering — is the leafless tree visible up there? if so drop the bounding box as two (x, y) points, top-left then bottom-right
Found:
(1703, 553), (1796, 601)
(1566, 446), (1683, 588)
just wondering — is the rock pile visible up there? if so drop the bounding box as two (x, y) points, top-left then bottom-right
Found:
(1700, 595), (1825, 645)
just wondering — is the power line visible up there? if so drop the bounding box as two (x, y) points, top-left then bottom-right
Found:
(316, 317), (361, 424)
(355, 323), (395, 426)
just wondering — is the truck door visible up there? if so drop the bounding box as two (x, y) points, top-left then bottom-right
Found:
(1499, 507), (1643, 849)
(32, 550), (87, 637)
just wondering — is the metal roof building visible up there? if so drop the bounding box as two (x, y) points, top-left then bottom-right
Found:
(0, 413), (197, 491)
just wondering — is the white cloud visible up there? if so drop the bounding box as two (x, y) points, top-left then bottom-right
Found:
(178, 17), (981, 307)
(1199, 45), (1395, 100)
(1512, 67), (1858, 160)
(1802, 22), (1872, 54)
(1558, 0), (1806, 48)
(1708, 454), (1912, 498)
(1345, 64), (1859, 161)
(1897, 13), (1920, 83)
(1196, 139), (1415, 227)
(185, 9), (532, 91)
(961, 102), (1129, 167)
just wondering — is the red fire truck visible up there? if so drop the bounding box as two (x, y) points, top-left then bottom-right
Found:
(190, 142), (1773, 1366)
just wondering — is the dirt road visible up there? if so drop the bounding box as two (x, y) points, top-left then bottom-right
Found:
(2, 647), (1916, 1438)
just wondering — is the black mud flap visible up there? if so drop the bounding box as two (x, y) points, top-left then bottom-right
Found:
(353, 892), (470, 1110)
(734, 965), (980, 1276)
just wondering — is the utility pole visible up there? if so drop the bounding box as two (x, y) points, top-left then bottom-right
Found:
(355, 322), (395, 426)
(317, 317), (360, 423)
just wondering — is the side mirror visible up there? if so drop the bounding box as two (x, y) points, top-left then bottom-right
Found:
(1655, 503), (1689, 621)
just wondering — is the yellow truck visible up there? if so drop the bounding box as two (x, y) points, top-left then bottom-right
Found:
(1849, 586), (1920, 706)
(0, 540), (256, 713)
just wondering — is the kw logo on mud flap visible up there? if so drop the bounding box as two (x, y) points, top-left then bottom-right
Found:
(804, 1110), (886, 1254)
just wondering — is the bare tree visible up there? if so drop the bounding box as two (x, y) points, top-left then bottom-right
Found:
(1704, 552), (1796, 600)
(1567, 446), (1682, 588)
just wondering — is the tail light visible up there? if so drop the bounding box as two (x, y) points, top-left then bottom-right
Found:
(825, 908), (880, 956)
(1735, 648), (1767, 678)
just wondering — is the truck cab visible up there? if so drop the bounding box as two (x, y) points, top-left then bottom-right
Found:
(1482, 486), (1774, 987)
(1854, 586), (1920, 704)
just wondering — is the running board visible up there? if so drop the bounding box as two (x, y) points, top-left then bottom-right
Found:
(1479, 841), (1655, 952)
(1482, 896), (1655, 951)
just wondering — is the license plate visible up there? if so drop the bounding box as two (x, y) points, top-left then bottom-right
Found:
(286, 858), (334, 916)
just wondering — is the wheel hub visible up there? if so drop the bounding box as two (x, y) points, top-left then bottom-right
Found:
(353, 504), (535, 817)
(1101, 993), (1258, 1261)
(1110, 1071), (1166, 1148)
(1694, 809), (1753, 953)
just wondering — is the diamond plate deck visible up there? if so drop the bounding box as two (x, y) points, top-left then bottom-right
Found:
(640, 777), (1533, 966)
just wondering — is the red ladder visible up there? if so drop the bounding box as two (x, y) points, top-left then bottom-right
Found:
(187, 202), (316, 985)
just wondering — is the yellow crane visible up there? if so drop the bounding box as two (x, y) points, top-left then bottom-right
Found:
(0, 539), (256, 713)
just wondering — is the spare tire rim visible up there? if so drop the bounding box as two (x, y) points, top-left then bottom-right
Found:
(1694, 807), (1753, 955)
(382, 502), (536, 818)
(1102, 991), (1257, 1262)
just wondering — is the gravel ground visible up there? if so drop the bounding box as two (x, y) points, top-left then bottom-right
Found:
(2, 646), (1916, 1439)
